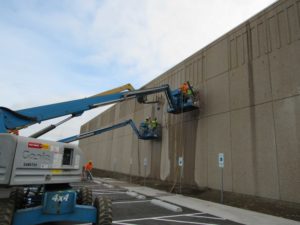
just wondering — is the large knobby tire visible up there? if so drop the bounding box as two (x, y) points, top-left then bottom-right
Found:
(9, 188), (24, 210)
(93, 196), (112, 225)
(0, 199), (15, 225)
(77, 187), (93, 205)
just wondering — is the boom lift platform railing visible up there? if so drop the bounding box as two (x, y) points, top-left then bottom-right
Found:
(0, 81), (198, 225)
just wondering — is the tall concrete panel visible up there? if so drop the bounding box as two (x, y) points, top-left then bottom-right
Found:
(79, 0), (300, 203)
(194, 118), (208, 187)
(231, 103), (279, 199)
(273, 96), (300, 203)
(207, 113), (232, 191)
(205, 72), (230, 115)
(205, 38), (229, 79)
(160, 125), (171, 180)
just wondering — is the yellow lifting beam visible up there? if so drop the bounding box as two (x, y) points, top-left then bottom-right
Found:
(92, 83), (135, 97)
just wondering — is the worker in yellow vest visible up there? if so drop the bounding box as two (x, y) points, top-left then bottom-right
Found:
(150, 118), (158, 136)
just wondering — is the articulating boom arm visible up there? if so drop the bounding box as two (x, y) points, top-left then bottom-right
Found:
(0, 83), (188, 134)
(58, 119), (146, 143)
(124, 84), (176, 107)
(0, 92), (127, 133)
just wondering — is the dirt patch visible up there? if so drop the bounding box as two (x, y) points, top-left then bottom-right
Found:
(93, 169), (300, 222)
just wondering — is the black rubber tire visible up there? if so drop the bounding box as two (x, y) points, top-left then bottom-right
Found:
(0, 199), (15, 225)
(93, 196), (112, 225)
(77, 187), (93, 205)
(9, 188), (24, 210)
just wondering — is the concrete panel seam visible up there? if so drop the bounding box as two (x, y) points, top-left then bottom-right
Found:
(227, 36), (235, 188)
(204, 69), (230, 82)
(284, 6), (292, 44)
(270, 102), (281, 200)
(140, 93), (300, 133)
(201, 93), (300, 121)
(296, 0), (300, 39)
(107, 92), (300, 134)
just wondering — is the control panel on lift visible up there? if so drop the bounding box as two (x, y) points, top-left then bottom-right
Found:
(0, 134), (85, 186)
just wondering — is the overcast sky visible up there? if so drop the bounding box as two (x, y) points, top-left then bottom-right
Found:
(0, 0), (277, 142)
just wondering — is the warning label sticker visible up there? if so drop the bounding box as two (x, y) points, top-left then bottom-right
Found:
(28, 142), (50, 150)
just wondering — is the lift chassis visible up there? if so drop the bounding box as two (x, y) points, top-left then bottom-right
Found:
(0, 134), (112, 225)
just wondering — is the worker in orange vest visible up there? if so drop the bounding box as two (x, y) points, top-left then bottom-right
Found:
(84, 160), (93, 181)
(179, 82), (190, 103)
(180, 82), (189, 95)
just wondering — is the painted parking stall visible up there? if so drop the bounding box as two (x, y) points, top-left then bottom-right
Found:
(73, 179), (243, 225)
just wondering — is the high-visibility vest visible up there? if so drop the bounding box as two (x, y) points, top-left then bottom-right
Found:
(180, 83), (189, 94)
(85, 163), (93, 171)
(151, 120), (158, 128)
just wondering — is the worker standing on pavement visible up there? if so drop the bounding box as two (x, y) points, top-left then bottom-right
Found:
(84, 160), (93, 181)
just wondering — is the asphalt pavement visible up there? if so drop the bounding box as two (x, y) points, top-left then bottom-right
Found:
(72, 179), (241, 225)
(87, 177), (299, 225)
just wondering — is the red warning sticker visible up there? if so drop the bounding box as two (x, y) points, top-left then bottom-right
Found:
(28, 142), (49, 150)
(28, 142), (42, 149)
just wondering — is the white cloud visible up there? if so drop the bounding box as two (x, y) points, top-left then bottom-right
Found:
(0, 0), (277, 141)
(71, 0), (277, 84)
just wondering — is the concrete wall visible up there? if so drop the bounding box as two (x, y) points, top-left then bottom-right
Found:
(79, 0), (300, 203)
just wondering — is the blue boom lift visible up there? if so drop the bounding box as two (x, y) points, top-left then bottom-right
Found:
(0, 82), (198, 225)
(58, 119), (160, 143)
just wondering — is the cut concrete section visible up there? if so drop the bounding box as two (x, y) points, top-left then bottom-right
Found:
(207, 112), (232, 191)
(251, 55), (273, 105)
(273, 95), (300, 203)
(160, 124), (171, 181)
(229, 65), (251, 110)
(205, 72), (230, 115)
(194, 117), (208, 187)
(270, 38), (300, 100)
(231, 103), (280, 199)
(205, 38), (229, 79)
